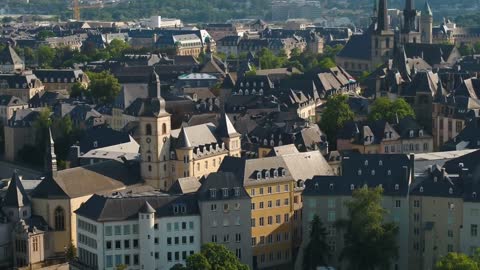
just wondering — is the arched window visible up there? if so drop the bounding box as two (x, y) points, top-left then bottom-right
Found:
(147, 156), (151, 162)
(54, 207), (65, 231)
(162, 123), (167, 135)
(146, 124), (152, 135)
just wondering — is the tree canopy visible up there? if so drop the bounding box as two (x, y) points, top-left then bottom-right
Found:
(336, 187), (399, 270)
(318, 94), (354, 148)
(303, 215), (330, 270)
(368, 97), (415, 123)
(85, 71), (121, 104)
(172, 243), (248, 270)
(435, 252), (480, 270)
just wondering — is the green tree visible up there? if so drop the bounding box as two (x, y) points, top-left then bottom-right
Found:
(336, 187), (399, 270)
(36, 45), (56, 68)
(368, 97), (415, 123)
(459, 43), (474, 56)
(258, 48), (286, 69)
(435, 253), (479, 270)
(116, 264), (128, 270)
(186, 254), (211, 270)
(65, 241), (77, 261)
(318, 94), (354, 148)
(86, 71), (121, 103)
(317, 57), (336, 69)
(70, 82), (87, 98)
(186, 243), (248, 270)
(170, 264), (187, 270)
(37, 30), (56, 41)
(303, 215), (330, 270)
(107, 39), (130, 59)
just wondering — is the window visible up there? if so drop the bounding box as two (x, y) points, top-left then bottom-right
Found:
(123, 225), (130, 235)
(124, 255), (130, 265)
(211, 235), (217, 243)
(448, 244), (454, 252)
(235, 233), (241, 242)
(276, 215), (281, 224)
(284, 214), (289, 222)
(251, 203), (255, 210)
(472, 225), (478, 237)
(276, 199), (281, 207)
(211, 203), (217, 211)
(167, 252), (172, 262)
(260, 202), (264, 209)
(251, 218), (256, 227)
(327, 211), (336, 222)
(133, 239), (139, 248)
(174, 237), (179, 245)
(395, 200), (401, 208)
(284, 198), (289, 205)
(252, 237), (257, 246)
(189, 221), (194, 230)
(268, 216), (273, 225)
(106, 255), (113, 268)
(114, 226), (121, 235)
(284, 184), (289, 192)
(54, 207), (65, 231)
(268, 201), (272, 208)
(268, 187), (272, 194)
(162, 123), (167, 134)
(414, 200), (420, 208)
(328, 199), (335, 208)
(190, 236), (194, 243)
(259, 217), (264, 226)
(115, 240), (121, 249)
(105, 226), (112, 236)
(182, 236), (187, 244)
(146, 124), (152, 135)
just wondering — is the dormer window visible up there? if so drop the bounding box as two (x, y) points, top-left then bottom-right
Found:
(210, 189), (217, 199)
(364, 160), (368, 166)
(282, 169), (286, 176)
(93, 141), (98, 148)
(395, 184), (399, 190)
(350, 184), (355, 191)
(240, 82), (244, 87)
(270, 140), (274, 147)
(238, 89), (243, 95)
(261, 82), (264, 87)
(265, 171), (270, 179)
(357, 169), (362, 176)
(222, 188), (229, 198)
(273, 170), (278, 177)
(234, 187), (240, 197)
(409, 130), (414, 138)
(173, 205), (179, 214)
(419, 186), (424, 193)
(379, 160), (383, 166)
(329, 183), (334, 190)
(180, 205), (186, 213)
(419, 130), (424, 137)
(256, 172), (261, 180)
(371, 170), (375, 176)
(263, 139), (268, 146)
(253, 82), (256, 87)
(259, 89), (264, 95)
(315, 183), (319, 190)
(379, 184), (383, 189)
(473, 192), (477, 199)
(387, 170), (391, 175)
(245, 89), (249, 95)
(434, 177), (438, 182)
(449, 188), (453, 194)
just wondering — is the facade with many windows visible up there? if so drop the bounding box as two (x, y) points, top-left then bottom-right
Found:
(75, 192), (201, 270)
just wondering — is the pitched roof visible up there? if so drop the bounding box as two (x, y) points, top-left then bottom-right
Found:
(337, 32), (372, 60)
(139, 201), (156, 213)
(3, 171), (30, 208)
(197, 172), (249, 201)
(75, 193), (199, 222)
(169, 177), (201, 194)
(0, 45), (23, 67)
(32, 160), (141, 199)
(216, 113), (240, 138)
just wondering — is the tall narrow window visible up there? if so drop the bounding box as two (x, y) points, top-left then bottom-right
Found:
(55, 207), (65, 231)
(146, 124), (152, 135)
(162, 123), (167, 135)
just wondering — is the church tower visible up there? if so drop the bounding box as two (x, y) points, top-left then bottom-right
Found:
(139, 70), (172, 190)
(420, 0), (433, 44)
(400, 0), (421, 44)
(371, 0), (395, 67)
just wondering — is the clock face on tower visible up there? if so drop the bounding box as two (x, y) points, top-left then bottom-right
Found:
(146, 138), (151, 144)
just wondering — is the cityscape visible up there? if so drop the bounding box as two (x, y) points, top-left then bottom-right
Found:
(0, 0), (479, 269)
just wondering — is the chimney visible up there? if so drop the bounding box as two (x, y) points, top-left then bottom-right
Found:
(441, 167), (446, 180)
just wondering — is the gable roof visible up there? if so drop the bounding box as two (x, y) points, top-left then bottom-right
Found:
(32, 160), (141, 199)
(0, 45), (23, 67)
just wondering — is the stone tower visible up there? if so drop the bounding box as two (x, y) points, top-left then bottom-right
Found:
(420, 0), (433, 44)
(371, 0), (395, 67)
(400, 0), (421, 44)
(139, 70), (172, 190)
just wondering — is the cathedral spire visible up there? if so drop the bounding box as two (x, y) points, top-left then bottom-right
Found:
(376, 0), (389, 32)
(45, 128), (57, 177)
(403, 0), (417, 33)
(148, 70), (161, 98)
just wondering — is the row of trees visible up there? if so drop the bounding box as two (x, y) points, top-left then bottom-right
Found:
(319, 95), (415, 148)
(302, 187), (399, 270)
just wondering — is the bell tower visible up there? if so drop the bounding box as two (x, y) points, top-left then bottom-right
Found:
(371, 0), (395, 67)
(139, 70), (172, 190)
(420, 0), (433, 44)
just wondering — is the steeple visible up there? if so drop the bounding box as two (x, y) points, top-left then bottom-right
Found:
(376, 0), (389, 32)
(372, 0), (378, 23)
(45, 128), (57, 177)
(422, 0), (432, 17)
(148, 70), (161, 98)
(3, 171), (30, 208)
(403, 0), (417, 33)
(217, 113), (240, 138)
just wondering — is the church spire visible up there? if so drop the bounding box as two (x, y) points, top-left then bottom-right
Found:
(376, 0), (389, 32)
(403, 0), (417, 33)
(45, 128), (57, 177)
(148, 70), (161, 98)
